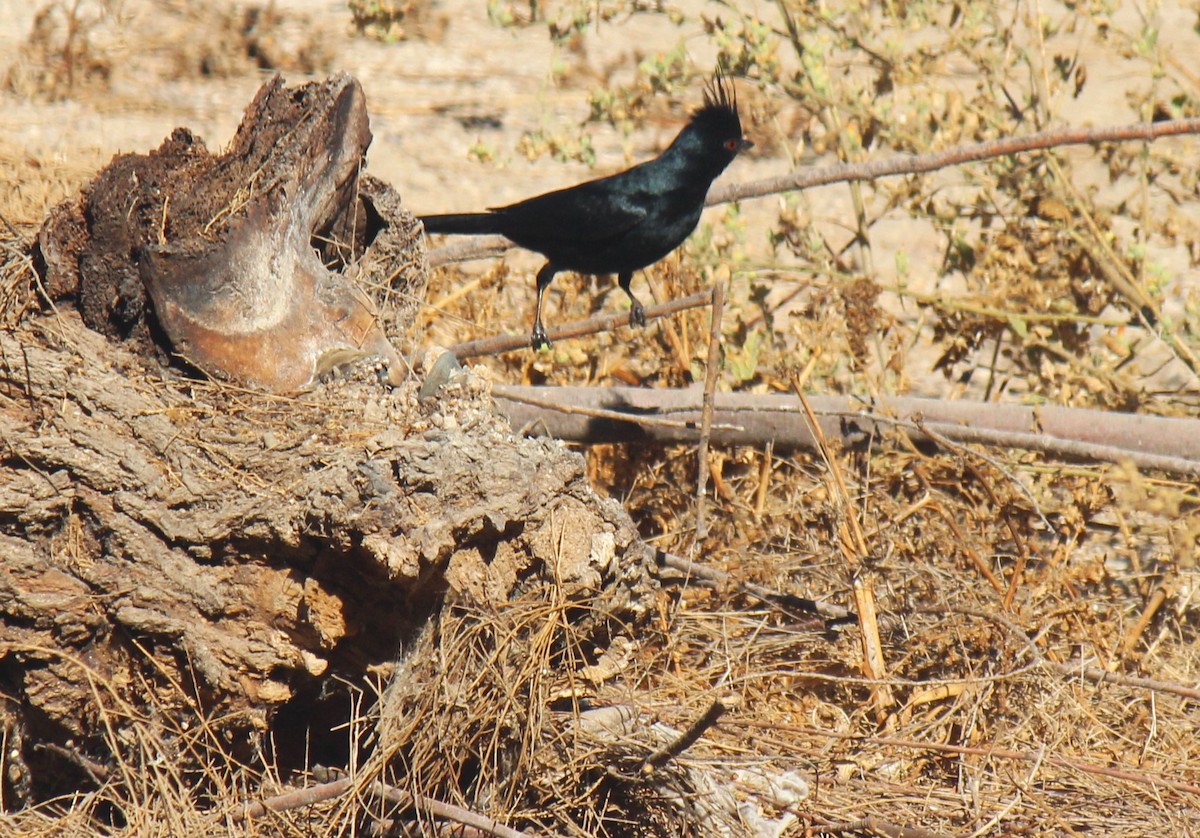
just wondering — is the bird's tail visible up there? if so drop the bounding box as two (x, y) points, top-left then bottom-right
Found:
(419, 212), (502, 236)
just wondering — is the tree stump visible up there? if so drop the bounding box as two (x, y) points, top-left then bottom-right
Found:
(1, 74), (653, 811)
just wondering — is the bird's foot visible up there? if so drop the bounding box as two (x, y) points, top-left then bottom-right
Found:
(629, 299), (647, 328)
(531, 325), (552, 350)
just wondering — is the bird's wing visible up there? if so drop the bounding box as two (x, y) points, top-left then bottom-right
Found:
(492, 174), (651, 244)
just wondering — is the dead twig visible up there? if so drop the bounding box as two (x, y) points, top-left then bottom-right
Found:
(641, 697), (732, 772)
(793, 379), (896, 718)
(228, 777), (353, 823)
(792, 384), (869, 561)
(447, 290), (712, 359)
(358, 776), (542, 838)
(914, 419), (1055, 537)
(426, 233), (511, 268)
(708, 117), (1200, 204)
(229, 769), (546, 838)
(491, 386), (1200, 476)
(1047, 658), (1200, 702)
(34, 743), (110, 784)
(912, 470), (1007, 596)
(491, 383), (742, 434)
(810, 814), (953, 838)
(651, 547), (857, 626)
(853, 574), (895, 723)
(1121, 585), (1170, 658)
(694, 282), (724, 543)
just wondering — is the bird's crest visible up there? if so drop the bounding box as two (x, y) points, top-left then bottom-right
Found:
(701, 69), (738, 114)
(691, 68), (745, 144)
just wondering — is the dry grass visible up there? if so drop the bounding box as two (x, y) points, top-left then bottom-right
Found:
(3, 0), (1200, 835)
(407, 1), (1200, 832)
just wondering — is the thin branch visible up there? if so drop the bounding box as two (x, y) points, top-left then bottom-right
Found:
(641, 697), (731, 772)
(228, 771), (546, 838)
(653, 547), (858, 626)
(491, 386), (1200, 476)
(811, 815), (953, 838)
(361, 775), (542, 838)
(694, 283), (724, 542)
(914, 417), (1055, 535)
(492, 383), (741, 433)
(34, 742), (110, 784)
(1121, 585), (1169, 658)
(1047, 658), (1200, 702)
(707, 117), (1200, 205)
(228, 777), (354, 823)
(908, 416), (1200, 477)
(793, 383), (869, 559)
(427, 233), (510, 268)
(447, 290), (712, 359)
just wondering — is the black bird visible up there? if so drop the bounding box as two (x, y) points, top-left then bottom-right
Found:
(420, 72), (752, 348)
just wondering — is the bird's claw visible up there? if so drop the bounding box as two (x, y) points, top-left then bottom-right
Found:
(629, 300), (647, 329)
(531, 326), (551, 350)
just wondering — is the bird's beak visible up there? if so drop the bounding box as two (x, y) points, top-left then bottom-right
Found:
(739, 138), (754, 152)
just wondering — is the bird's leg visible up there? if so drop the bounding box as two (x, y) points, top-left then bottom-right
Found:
(619, 271), (647, 328)
(531, 262), (559, 349)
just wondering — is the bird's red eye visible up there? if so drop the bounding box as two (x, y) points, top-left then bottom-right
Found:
(725, 139), (739, 151)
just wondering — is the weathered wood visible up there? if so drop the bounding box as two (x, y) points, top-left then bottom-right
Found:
(491, 383), (1200, 475)
(0, 313), (648, 801)
(36, 74), (417, 392)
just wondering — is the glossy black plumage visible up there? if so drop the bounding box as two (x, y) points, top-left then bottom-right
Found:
(421, 73), (752, 348)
